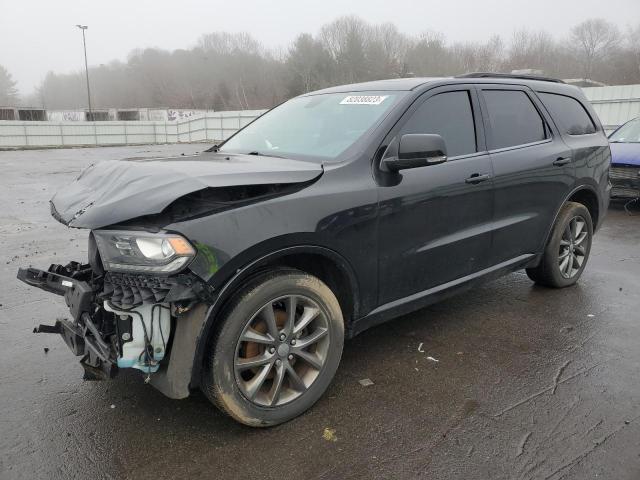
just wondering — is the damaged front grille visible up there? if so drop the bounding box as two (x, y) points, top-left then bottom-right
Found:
(610, 166), (640, 180)
(610, 165), (640, 198)
(101, 271), (213, 309)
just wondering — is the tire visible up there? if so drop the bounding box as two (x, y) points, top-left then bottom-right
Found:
(201, 268), (344, 427)
(526, 201), (593, 288)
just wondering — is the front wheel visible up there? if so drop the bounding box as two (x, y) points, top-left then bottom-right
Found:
(526, 201), (593, 288)
(201, 269), (344, 427)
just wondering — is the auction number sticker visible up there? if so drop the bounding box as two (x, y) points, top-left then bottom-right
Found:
(340, 95), (388, 105)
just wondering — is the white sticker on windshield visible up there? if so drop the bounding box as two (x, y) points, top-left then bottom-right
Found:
(340, 95), (388, 105)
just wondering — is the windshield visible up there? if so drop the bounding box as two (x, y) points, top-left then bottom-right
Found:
(219, 91), (404, 161)
(610, 118), (640, 143)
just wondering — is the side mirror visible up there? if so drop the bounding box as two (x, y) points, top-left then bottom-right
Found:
(382, 134), (448, 172)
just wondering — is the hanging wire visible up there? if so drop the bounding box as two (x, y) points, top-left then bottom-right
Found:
(623, 197), (639, 216)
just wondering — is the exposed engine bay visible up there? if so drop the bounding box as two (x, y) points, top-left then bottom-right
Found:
(18, 261), (213, 381)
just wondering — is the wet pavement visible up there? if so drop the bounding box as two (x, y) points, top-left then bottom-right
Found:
(1, 145), (639, 480)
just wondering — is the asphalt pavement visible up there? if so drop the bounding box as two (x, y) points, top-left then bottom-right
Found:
(1, 145), (639, 480)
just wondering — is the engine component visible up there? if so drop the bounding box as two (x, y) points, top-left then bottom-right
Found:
(104, 302), (171, 374)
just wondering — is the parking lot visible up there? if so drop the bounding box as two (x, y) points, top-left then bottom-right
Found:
(1, 144), (639, 480)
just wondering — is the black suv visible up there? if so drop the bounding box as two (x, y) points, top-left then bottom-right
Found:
(18, 74), (610, 426)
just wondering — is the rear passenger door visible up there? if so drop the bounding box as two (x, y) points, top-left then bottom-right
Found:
(478, 86), (573, 265)
(535, 91), (609, 200)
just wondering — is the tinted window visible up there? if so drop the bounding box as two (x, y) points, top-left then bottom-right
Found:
(538, 92), (596, 135)
(483, 90), (547, 149)
(402, 91), (477, 157)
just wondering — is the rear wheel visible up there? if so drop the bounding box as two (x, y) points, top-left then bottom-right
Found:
(201, 269), (344, 427)
(526, 201), (593, 288)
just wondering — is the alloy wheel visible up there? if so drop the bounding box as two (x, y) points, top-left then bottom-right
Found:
(234, 295), (330, 407)
(558, 215), (588, 279)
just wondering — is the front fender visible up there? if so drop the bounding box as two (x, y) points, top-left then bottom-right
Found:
(188, 244), (360, 391)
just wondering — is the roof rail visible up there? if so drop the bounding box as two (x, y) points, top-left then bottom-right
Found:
(456, 72), (565, 84)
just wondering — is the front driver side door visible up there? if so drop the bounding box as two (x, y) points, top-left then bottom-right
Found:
(377, 86), (494, 306)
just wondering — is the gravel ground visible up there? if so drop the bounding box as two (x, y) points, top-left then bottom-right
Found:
(1, 145), (639, 480)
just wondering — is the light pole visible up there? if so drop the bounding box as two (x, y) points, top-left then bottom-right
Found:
(76, 24), (93, 120)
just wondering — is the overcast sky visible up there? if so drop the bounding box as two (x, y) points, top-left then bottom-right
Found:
(2, 0), (639, 94)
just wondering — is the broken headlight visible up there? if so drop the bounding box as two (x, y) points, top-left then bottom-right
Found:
(93, 230), (195, 274)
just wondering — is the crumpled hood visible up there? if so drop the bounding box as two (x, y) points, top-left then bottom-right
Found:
(610, 142), (640, 167)
(51, 151), (323, 229)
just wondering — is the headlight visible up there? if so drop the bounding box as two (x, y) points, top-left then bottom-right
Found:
(93, 230), (196, 274)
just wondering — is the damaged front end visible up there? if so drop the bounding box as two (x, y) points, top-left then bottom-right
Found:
(16, 150), (323, 395)
(17, 232), (213, 383)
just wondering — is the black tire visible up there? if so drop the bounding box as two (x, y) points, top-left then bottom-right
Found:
(526, 201), (593, 288)
(201, 268), (344, 427)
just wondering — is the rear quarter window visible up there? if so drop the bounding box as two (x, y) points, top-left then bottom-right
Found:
(538, 92), (596, 135)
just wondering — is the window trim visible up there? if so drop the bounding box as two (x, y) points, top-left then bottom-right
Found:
(394, 86), (484, 161)
(535, 91), (598, 137)
(477, 85), (553, 153)
(485, 137), (553, 155)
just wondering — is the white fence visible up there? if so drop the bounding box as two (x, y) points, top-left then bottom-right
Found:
(582, 84), (640, 134)
(0, 110), (266, 148)
(2, 84), (640, 148)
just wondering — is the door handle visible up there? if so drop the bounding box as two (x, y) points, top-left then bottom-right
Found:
(553, 156), (572, 166)
(465, 173), (491, 184)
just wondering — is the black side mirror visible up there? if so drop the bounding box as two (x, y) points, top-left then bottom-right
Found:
(382, 134), (448, 172)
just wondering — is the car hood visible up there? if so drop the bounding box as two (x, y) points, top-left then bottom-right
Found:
(51, 151), (323, 229)
(610, 142), (640, 166)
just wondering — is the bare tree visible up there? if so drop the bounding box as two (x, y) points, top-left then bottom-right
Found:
(365, 23), (410, 79)
(571, 18), (620, 79)
(31, 16), (640, 112)
(507, 30), (557, 72)
(628, 24), (640, 77)
(198, 32), (262, 56)
(320, 16), (370, 84)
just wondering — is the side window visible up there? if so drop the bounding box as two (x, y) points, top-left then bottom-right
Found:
(401, 91), (477, 157)
(538, 92), (596, 135)
(482, 90), (547, 150)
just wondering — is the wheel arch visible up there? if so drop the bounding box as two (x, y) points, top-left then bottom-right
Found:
(189, 245), (360, 390)
(539, 184), (601, 254)
(567, 187), (600, 229)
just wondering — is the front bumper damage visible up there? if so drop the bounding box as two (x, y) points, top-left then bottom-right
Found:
(610, 164), (640, 199)
(17, 262), (213, 385)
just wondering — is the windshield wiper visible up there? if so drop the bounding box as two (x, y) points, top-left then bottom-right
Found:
(247, 151), (286, 159)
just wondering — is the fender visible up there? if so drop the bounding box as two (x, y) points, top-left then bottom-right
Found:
(537, 182), (601, 255)
(187, 244), (361, 391)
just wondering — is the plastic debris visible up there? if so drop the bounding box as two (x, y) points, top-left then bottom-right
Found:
(516, 431), (532, 457)
(587, 314), (595, 318)
(43, 347), (49, 354)
(110, 404), (116, 409)
(323, 427), (338, 442)
(359, 378), (374, 387)
(418, 342), (425, 352)
(426, 356), (439, 363)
